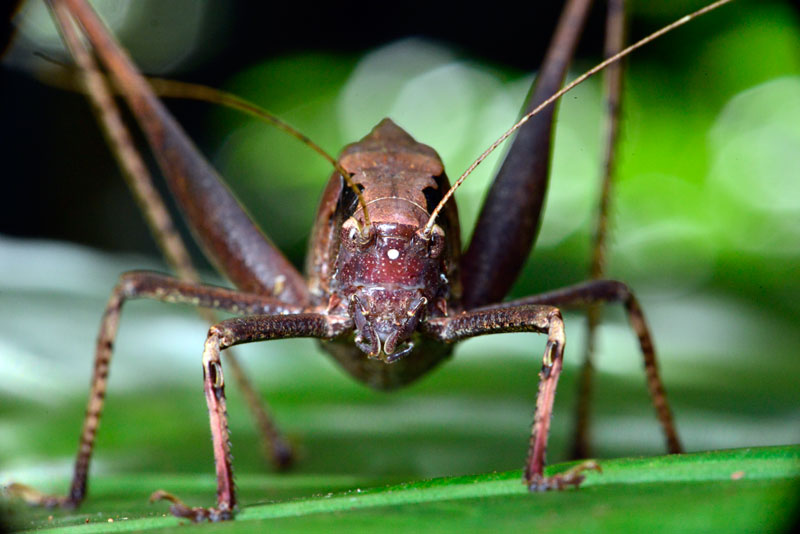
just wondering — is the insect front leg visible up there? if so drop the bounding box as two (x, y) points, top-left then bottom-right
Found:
(150, 313), (352, 522)
(6, 272), (301, 509)
(501, 280), (683, 454)
(424, 304), (600, 490)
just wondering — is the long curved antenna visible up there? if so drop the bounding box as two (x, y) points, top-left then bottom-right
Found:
(146, 79), (372, 231)
(422, 0), (734, 236)
(36, 59), (372, 231)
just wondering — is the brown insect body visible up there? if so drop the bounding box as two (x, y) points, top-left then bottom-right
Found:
(9, 0), (722, 521)
(312, 118), (460, 388)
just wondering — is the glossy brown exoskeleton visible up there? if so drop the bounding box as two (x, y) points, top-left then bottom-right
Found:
(310, 120), (460, 386)
(9, 0), (733, 523)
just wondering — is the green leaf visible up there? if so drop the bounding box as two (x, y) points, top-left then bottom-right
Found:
(6, 446), (799, 533)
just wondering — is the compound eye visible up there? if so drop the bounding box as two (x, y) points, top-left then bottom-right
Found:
(341, 217), (374, 251)
(428, 224), (446, 258)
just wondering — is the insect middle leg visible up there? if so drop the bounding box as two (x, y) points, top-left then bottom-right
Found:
(7, 271), (303, 509)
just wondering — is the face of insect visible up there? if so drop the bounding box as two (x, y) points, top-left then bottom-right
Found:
(339, 219), (443, 362)
(328, 120), (452, 362)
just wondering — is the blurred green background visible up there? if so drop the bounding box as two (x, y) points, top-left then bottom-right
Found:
(1, 0), (799, 531)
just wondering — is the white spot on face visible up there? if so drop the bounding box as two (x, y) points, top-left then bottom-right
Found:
(387, 249), (400, 260)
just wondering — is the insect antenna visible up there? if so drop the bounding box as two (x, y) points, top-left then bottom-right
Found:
(422, 0), (734, 237)
(37, 56), (373, 233)
(144, 80), (372, 232)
